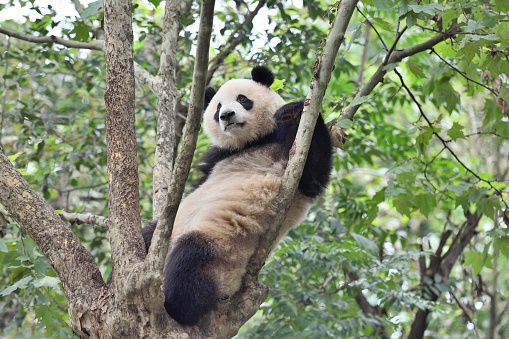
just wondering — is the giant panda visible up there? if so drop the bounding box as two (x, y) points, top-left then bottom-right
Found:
(144, 66), (333, 326)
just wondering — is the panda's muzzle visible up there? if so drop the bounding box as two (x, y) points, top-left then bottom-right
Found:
(219, 110), (244, 131)
(220, 110), (235, 122)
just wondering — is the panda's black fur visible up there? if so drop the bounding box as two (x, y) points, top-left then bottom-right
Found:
(142, 66), (332, 326)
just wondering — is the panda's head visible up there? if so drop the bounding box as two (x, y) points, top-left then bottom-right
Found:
(203, 66), (286, 150)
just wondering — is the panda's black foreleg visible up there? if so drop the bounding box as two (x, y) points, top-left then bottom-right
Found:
(274, 101), (333, 198)
(141, 220), (157, 252)
(300, 111), (333, 197)
(163, 232), (218, 326)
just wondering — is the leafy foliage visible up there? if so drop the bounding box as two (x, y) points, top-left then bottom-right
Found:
(1, 0), (509, 337)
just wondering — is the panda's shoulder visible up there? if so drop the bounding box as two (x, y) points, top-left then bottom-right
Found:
(193, 147), (233, 188)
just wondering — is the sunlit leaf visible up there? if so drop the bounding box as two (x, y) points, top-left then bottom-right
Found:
(447, 122), (465, 141)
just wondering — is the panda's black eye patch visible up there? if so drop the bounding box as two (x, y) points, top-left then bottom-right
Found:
(236, 95), (253, 110)
(214, 103), (222, 122)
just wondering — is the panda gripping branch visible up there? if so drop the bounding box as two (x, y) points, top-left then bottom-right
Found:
(143, 66), (333, 326)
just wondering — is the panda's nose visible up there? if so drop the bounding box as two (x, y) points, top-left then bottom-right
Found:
(220, 110), (235, 121)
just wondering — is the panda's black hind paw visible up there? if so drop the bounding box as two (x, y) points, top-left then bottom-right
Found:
(274, 101), (304, 123)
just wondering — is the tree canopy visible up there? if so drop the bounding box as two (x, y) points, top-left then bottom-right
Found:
(1, 0), (509, 338)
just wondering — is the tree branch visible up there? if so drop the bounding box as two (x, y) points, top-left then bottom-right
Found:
(60, 211), (110, 228)
(283, 0), (358, 200)
(393, 68), (509, 210)
(0, 149), (105, 303)
(134, 62), (158, 94)
(450, 290), (484, 339)
(206, 0), (267, 84)
(151, 0), (192, 219)
(345, 269), (388, 338)
(340, 26), (458, 122)
(104, 0), (145, 286)
(146, 0), (215, 274)
(432, 49), (498, 96)
(409, 211), (481, 338)
(0, 27), (104, 51)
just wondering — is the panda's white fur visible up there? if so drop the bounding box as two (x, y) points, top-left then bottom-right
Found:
(203, 78), (286, 150)
(142, 66), (332, 326)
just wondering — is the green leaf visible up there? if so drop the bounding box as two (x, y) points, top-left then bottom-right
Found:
(447, 122), (465, 141)
(442, 8), (460, 30)
(464, 251), (483, 276)
(337, 119), (352, 129)
(393, 195), (413, 217)
(70, 21), (91, 41)
(8, 152), (23, 162)
(477, 196), (502, 220)
(494, 236), (509, 258)
(372, 188), (386, 204)
(407, 59), (427, 79)
(148, 0), (162, 7)
(350, 95), (370, 107)
(447, 181), (472, 196)
(495, 0), (509, 11)
(0, 276), (33, 296)
(435, 80), (461, 113)
(81, 0), (103, 20)
(271, 78), (285, 91)
(416, 128), (433, 153)
(351, 233), (378, 254)
(386, 178), (406, 197)
(32, 276), (61, 289)
(408, 3), (445, 15)
(499, 86), (509, 104)
(458, 41), (479, 63)
(0, 238), (8, 252)
(405, 12), (418, 28)
(414, 193), (436, 217)
(496, 23), (509, 45)
(382, 63), (398, 72)
(372, 0), (393, 11)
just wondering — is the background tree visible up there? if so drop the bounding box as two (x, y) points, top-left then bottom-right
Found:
(1, 0), (509, 338)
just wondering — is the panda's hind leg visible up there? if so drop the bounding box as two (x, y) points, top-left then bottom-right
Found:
(163, 232), (218, 326)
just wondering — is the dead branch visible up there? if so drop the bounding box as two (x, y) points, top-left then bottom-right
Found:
(0, 27), (104, 50)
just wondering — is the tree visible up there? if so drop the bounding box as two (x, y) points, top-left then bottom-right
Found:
(1, 0), (509, 338)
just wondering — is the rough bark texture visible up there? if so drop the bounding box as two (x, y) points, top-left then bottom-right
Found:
(147, 0), (215, 274)
(152, 0), (193, 220)
(104, 0), (145, 286)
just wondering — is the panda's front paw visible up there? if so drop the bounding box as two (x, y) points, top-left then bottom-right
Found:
(274, 101), (304, 123)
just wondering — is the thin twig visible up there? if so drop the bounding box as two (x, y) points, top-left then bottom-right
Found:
(383, 25), (408, 65)
(356, 7), (388, 51)
(432, 49), (498, 96)
(393, 68), (509, 210)
(450, 290), (484, 339)
(206, 0), (266, 84)
(340, 26), (457, 121)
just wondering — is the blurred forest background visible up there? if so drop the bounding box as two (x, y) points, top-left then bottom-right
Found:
(1, 0), (509, 337)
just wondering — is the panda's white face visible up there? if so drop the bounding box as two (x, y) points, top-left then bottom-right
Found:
(203, 79), (286, 150)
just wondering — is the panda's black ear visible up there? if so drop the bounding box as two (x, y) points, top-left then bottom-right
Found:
(204, 87), (216, 110)
(251, 66), (274, 87)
